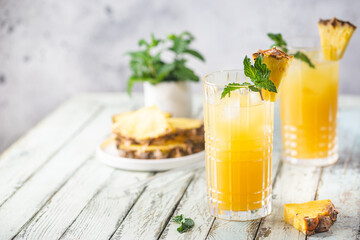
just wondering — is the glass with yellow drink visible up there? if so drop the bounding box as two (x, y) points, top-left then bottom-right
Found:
(203, 70), (273, 220)
(281, 47), (339, 166)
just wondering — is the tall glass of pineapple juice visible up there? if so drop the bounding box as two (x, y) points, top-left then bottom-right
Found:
(203, 70), (273, 221)
(281, 47), (339, 166)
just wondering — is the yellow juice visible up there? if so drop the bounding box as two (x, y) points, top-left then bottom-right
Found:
(204, 86), (273, 220)
(281, 50), (339, 164)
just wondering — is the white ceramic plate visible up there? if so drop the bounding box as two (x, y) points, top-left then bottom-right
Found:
(96, 140), (205, 171)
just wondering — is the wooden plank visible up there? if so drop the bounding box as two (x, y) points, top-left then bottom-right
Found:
(308, 140), (360, 240)
(110, 170), (196, 240)
(253, 165), (320, 240)
(14, 159), (114, 240)
(0, 107), (123, 240)
(308, 110), (360, 240)
(159, 169), (213, 240)
(60, 170), (151, 240)
(0, 96), (102, 206)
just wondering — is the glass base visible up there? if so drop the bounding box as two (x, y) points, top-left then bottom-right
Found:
(282, 153), (339, 167)
(208, 197), (272, 221)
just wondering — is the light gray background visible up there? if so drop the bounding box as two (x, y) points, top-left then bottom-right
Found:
(0, 0), (359, 152)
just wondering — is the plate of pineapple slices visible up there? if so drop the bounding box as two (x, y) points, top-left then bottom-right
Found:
(96, 106), (205, 171)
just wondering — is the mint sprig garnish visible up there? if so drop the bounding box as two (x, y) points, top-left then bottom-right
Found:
(221, 55), (276, 100)
(268, 33), (288, 52)
(267, 33), (315, 68)
(293, 51), (315, 68)
(172, 214), (195, 233)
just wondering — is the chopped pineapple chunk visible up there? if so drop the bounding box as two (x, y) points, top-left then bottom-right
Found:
(318, 17), (357, 60)
(284, 199), (338, 236)
(252, 47), (293, 102)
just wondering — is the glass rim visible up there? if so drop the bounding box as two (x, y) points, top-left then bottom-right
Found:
(202, 69), (246, 87)
(285, 36), (321, 52)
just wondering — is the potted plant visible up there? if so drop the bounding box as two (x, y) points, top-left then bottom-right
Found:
(126, 31), (205, 117)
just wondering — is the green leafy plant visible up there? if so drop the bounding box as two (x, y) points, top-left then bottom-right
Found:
(126, 31), (205, 95)
(221, 55), (276, 100)
(172, 214), (195, 233)
(267, 33), (315, 68)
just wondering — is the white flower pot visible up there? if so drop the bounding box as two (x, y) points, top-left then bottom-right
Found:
(143, 81), (192, 117)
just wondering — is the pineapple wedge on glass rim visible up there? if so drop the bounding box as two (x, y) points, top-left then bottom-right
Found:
(318, 17), (357, 61)
(252, 47), (294, 102)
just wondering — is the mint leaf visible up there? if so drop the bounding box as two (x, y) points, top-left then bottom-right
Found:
(253, 55), (276, 93)
(221, 82), (253, 99)
(126, 31), (205, 95)
(157, 63), (175, 81)
(221, 55), (277, 99)
(184, 49), (205, 62)
(254, 55), (271, 80)
(127, 76), (156, 95)
(172, 60), (199, 81)
(173, 214), (184, 224)
(267, 33), (288, 52)
(293, 51), (315, 68)
(173, 214), (195, 234)
(249, 85), (260, 92)
(256, 77), (277, 93)
(243, 56), (256, 80)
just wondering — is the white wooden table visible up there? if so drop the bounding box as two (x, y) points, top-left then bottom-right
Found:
(0, 93), (359, 240)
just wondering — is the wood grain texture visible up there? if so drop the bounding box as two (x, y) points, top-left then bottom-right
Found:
(309, 141), (360, 240)
(0, 107), (122, 239)
(159, 169), (213, 240)
(0, 96), (102, 206)
(308, 109), (360, 240)
(254, 165), (321, 240)
(14, 160), (114, 240)
(0, 93), (359, 240)
(60, 170), (152, 240)
(110, 170), (196, 240)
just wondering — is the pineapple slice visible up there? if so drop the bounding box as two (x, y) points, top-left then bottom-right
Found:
(112, 111), (171, 123)
(318, 17), (357, 60)
(252, 47), (293, 102)
(112, 106), (173, 141)
(111, 106), (205, 159)
(167, 118), (203, 130)
(117, 135), (204, 159)
(284, 199), (338, 236)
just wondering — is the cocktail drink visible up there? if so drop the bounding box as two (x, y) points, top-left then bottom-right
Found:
(203, 48), (293, 221)
(203, 70), (273, 220)
(280, 18), (356, 166)
(281, 49), (339, 165)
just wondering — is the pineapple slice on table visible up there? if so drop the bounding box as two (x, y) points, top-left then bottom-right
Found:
(318, 17), (357, 60)
(112, 105), (173, 141)
(284, 199), (338, 236)
(252, 47), (293, 102)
